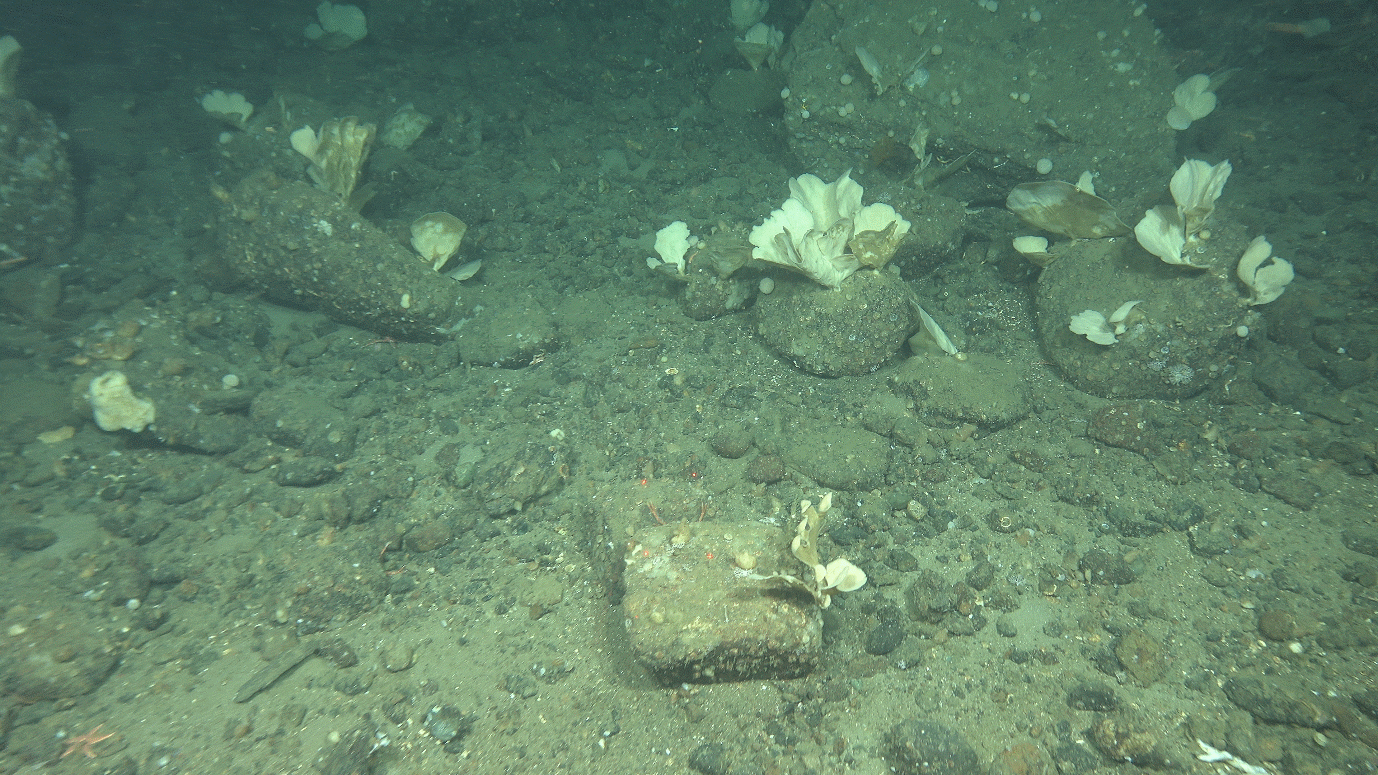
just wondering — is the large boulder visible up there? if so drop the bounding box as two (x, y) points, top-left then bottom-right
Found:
(1034, 225), (1254, 399)
(756, 270), (918, 376)
(781, 0), (1180, 196)
(623, 521), (822, 683)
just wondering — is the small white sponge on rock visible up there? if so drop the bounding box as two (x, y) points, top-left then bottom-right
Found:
(87, 371), (155, 432)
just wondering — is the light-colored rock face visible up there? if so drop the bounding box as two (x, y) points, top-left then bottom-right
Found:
(623, 520), (821, 683)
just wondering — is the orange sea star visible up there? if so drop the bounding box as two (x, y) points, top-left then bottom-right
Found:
(60, 724), (114, 759)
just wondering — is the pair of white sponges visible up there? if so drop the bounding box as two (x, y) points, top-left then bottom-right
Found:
(305, 1), (366, 50)
(1134, 159), (1232, 267)
(1070, 301), (1142, 346)
(1167, 74), (1217, 131)
(1132, 158), (1293, 303)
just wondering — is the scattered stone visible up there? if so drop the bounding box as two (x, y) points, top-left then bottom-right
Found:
(455, 298), (557, 367)
(1352, 689), (1378, 721)
(0, 98), (76, 268)
(995, 615), (1018, 638)
(710, 427), (754, 459)
(1303, 395), (1359, 425)
(107, 558), (151, 607)
(891, 415), (928, 447)
(1223, 676), (1337, 728)
(1068, 683), (1119, 712)
(1318, 355), (1370, 390)
(688, 741), (732, 775)
(998, 740), (1056, 775)
(985, 508), (1021, 534)
(315, 724), (384, 775)
(423, 705), (474, 752)
(781, 425), (889, 491)
(522, 576), (565, 617)
(1102, 503), (1159, 538)
(252, 383), (359, 460)
(220, 170), (467, 340)
(474, 439), (568, 516)
(1253, 353), (1320, 406)
(679, 264), (756, 321)
(755, 271), (917, 377)
(0, 524), (57, 551)
(149, 410), (252, 455)
(1009, 448), (1050, 473)
(1257, 609), (1298, 642)
(1035, 236), (1246, 400)
(504, 673), (537, 698)
(1258, 471), (1320, 511)
(1090, 712), (1165, 766)
(405, 520), (453, 553)
(865, 608), (907, 655)
(1078, 548), (1137, 585)
(890, 352), (1031, 427)
(1342, 526), (1378, 557)
(276, 457), (341, 487)
(1087, 403), (1159, 454)
(155, 471), (222, 504)
(0, 619), (120, 702)
(965, 559), (997, 590)
(1226, 431), (1267, 460)
(1188, 522), (1234, 557)
(1323, 440), (1365, 465)
(861, 393), (905, 436)
(904, 569), (957, 624)
(744, 453), (786, 484)
(314, 638), (359, 669)
(886, 719), (981, 775)
(1114, 629), (1167, 685)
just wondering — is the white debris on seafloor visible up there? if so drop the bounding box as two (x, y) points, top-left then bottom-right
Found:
(1196, 739), (1271, 775)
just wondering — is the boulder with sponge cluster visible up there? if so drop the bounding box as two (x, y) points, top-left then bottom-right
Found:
(1034, 228), (1253, 400)
(749, 170), (919, 376)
